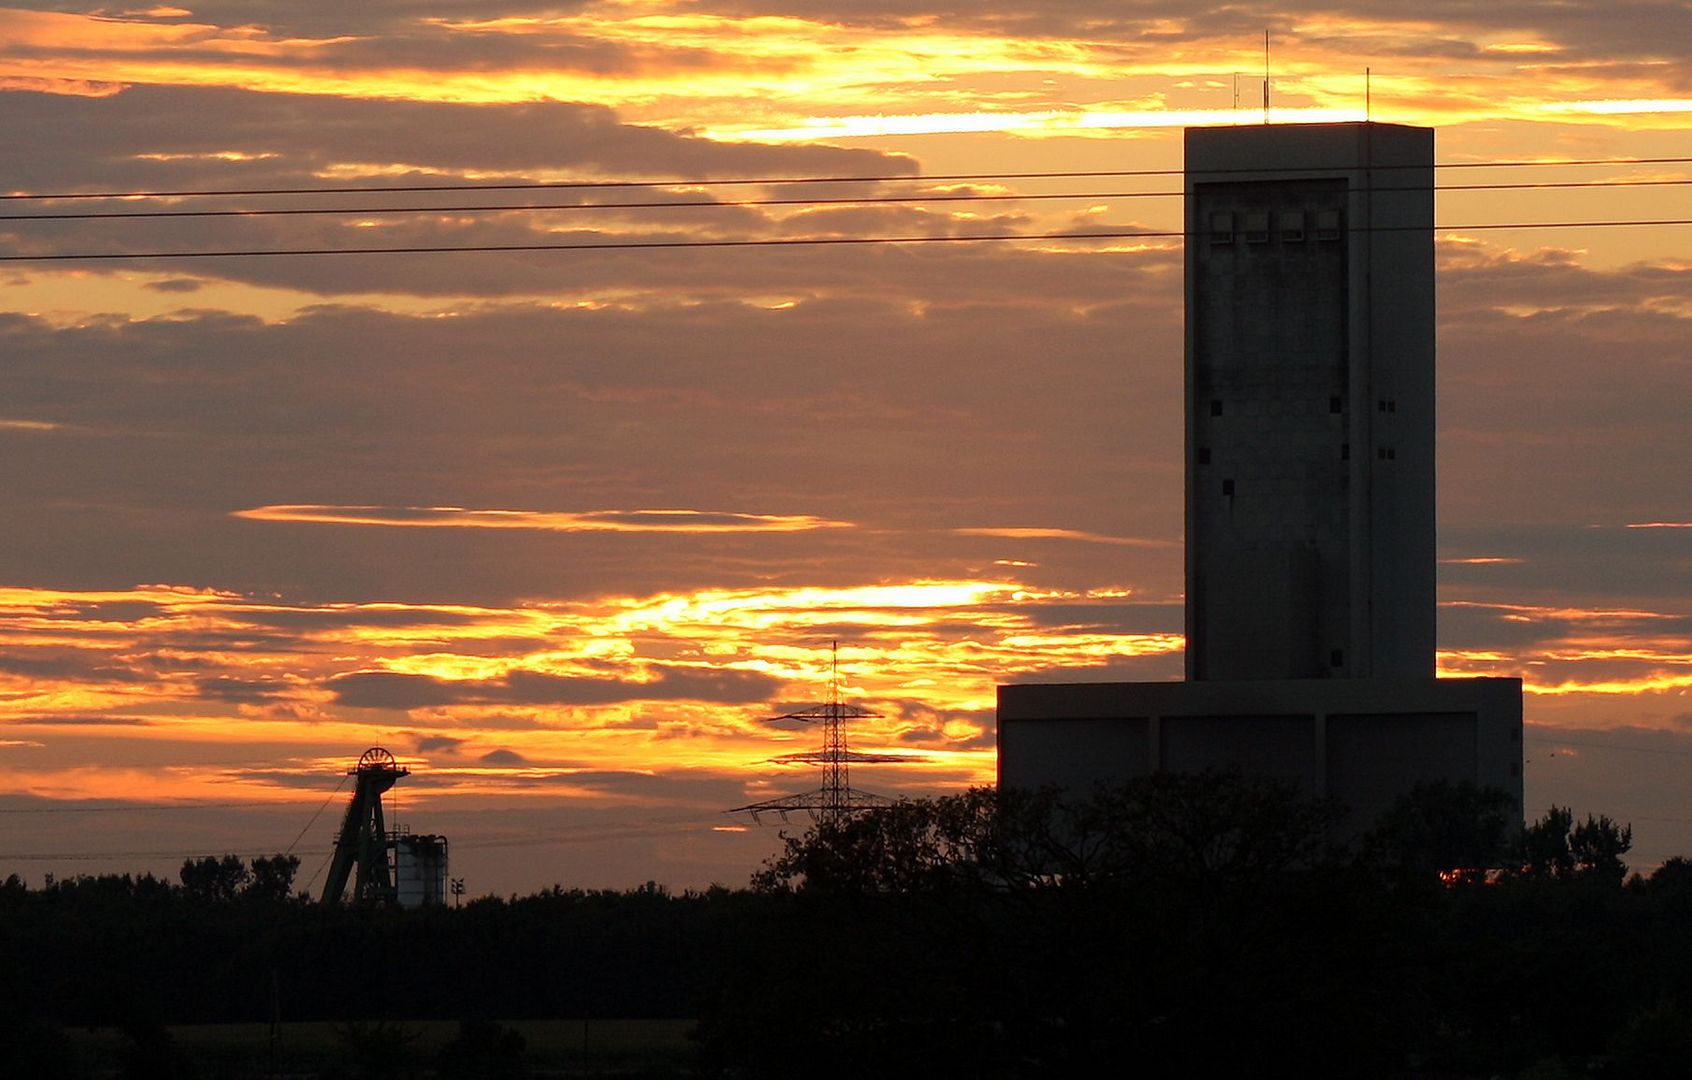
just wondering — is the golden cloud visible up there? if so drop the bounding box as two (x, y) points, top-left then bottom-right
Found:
(954, 526), (1176, 548)
(233, 505), (854, 533)
(0, 577), (1175, 803)
(4, 3), (1688, 136)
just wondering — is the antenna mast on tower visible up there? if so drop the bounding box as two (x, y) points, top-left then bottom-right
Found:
(729, 642), (911, 826)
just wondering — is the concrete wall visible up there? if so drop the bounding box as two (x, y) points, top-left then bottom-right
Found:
(1185, 123), (1435, 681)
(1163, 713), (1317, 791)
(997, 716), (1152, 794)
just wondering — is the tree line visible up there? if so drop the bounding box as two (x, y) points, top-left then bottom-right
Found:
(4, 774), (1692, 1077)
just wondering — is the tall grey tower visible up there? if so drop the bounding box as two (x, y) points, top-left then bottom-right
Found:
(997, 122), (1521, 830)
(1185, 122), (1435, 681)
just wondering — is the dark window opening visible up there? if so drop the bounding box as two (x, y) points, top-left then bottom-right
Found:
(1330, 649), (1344, 667)
(1222, 478), (1235, 496)
(1210, 399), (1223, 417)
(1329, 396), (1343, 414)
(1197, 447), (1211, 465)
(1209, 211), (1234, 244)
(1341, 443), (1350, 460)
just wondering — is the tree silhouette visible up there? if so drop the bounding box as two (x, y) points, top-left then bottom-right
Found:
(1518, 805), (1632, 883)
(245, 854), (301, 901)
(0, 790), (1681, 1077)
(178, 855), (248, 902)
(1571, 813), (1634, 883)
(1645, 855), (1692, 893)
(717, 773), (1371, 1076)
(1364, 780), (1517, 881)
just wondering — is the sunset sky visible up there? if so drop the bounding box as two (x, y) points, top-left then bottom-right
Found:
(2, 1), (1691, 895)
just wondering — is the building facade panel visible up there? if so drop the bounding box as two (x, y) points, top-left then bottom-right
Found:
(997, 716), (1151, 795)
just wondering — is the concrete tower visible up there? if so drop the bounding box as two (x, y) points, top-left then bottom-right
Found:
(1185, 123), (1435, 681)
(996, 122), (1521, 831)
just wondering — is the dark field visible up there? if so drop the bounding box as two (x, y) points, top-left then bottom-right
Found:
(62, 1018), (695, 1078)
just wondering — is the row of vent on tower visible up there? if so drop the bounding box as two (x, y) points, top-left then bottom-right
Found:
(1210, 209), (1342, 243)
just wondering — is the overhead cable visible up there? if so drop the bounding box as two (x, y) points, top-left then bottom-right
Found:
(0, 799), (334, 814)
(4, 177), (1688, 224)
(4, 218), (1689, 263)
(4, 155), (1689, 203)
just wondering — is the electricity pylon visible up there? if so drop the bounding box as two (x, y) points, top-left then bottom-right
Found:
(729, 642), (910, 826)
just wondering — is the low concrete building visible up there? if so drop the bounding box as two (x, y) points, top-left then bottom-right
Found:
(1000, 676), (1521, 831)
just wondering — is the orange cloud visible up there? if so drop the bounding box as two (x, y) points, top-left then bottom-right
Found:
(1440, 556), (1523, 565)
(954, 527), (1175, 548)
(233, 505), (854, 534)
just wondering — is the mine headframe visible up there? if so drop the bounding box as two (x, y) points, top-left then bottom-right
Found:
(320, 747), (410, 905)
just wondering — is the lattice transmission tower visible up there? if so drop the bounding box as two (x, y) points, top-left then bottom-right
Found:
(729, 642), (913, 826)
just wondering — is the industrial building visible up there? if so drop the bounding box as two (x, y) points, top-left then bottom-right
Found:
(393, 830), (450, 908)
(997, 122), (1522, 830)
(321, 747), (449, 907)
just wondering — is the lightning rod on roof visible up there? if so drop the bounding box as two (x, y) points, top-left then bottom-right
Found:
(1263, 30), (1271, 123)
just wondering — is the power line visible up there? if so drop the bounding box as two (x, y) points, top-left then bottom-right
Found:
(0, 847), (337, 862)
(298, 847), (335, 895)
(4, 155), (1688, 203)
(0, 799), (336, 814)
(5, 177), (1686, 224)
(4, 218), (1688, 263)
(7, 189), (1153, 222)
(450, 820), (712, 852)
(0, 817), (724, 863)
(284, 774), (349, 856)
